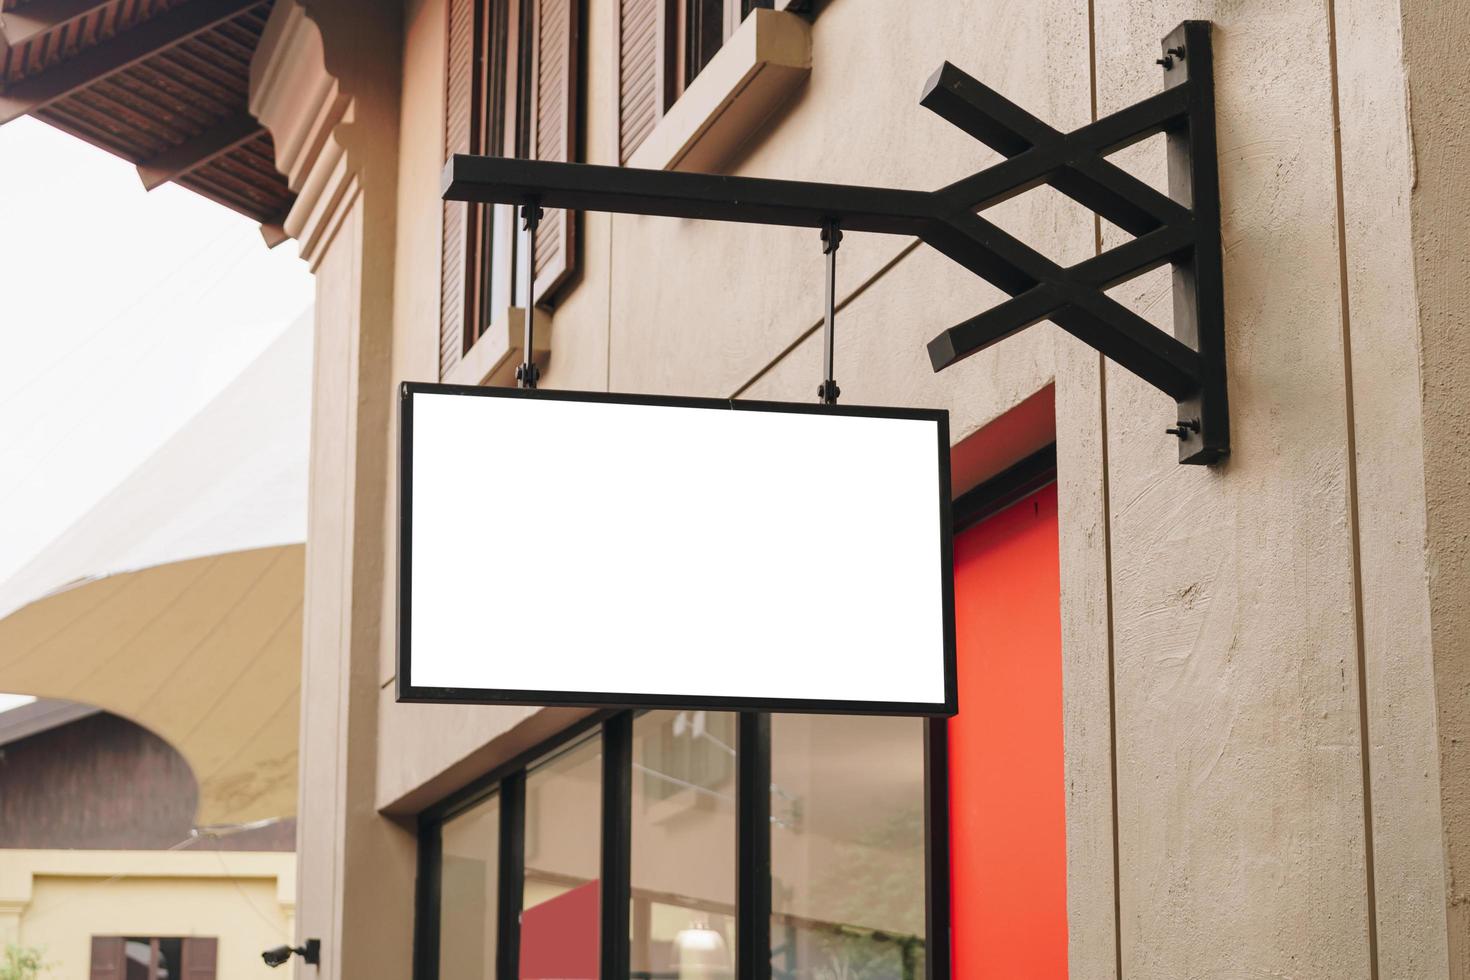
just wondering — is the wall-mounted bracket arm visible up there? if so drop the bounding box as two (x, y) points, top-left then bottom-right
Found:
(441, 20), (1227, 464)
(919, 20), (1226, 463)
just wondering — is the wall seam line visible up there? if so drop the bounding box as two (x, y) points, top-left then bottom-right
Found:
(1100, 351), (1122, 980)
(1325, 0), (1382, 975)
(1087, 0), (1124, 976)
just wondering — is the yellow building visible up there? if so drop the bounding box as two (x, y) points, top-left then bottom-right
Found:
(0, 702), (295, 980)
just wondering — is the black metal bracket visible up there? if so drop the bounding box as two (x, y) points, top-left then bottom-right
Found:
(818, 219), (843, 405)
(442, 20), (1226, 463)
(515, 199), (545, 390)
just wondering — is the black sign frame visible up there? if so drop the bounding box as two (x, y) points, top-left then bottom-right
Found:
(396, 381), (957, 716)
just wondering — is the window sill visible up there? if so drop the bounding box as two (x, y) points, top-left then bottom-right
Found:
(442, 306), (551, 387)
(628, 8), (811, 174)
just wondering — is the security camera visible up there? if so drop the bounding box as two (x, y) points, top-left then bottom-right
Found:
(262, 939), (320, 968)
(261, 946), (292, 968)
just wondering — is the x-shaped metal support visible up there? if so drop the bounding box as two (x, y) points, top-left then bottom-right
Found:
(442, 20), (1226, 463)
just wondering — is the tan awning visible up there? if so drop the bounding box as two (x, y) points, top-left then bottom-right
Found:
(0, 545), (302, 824)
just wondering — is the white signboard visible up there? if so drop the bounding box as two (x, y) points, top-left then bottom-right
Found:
(398, 383), (955, 715)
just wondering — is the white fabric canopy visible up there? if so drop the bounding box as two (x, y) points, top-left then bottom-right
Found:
(0, 311), (310, 824)
(0, 312), (311, 618)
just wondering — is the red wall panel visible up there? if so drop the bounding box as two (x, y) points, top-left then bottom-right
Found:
(519, 880), (600, 979)
(949, 483), (1067, 978)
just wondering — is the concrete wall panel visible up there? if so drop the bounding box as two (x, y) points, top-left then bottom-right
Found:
(1399, 2), (1470, 974)
(1093, 3), (1373, 976)
(298, 193), (363, 979)
(1334, 0), (1452, 974)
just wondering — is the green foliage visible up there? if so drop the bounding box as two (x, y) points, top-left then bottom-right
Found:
(0, 944), (50, 980)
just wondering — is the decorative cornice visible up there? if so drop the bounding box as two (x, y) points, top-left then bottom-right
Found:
(249, 0), (355, 266)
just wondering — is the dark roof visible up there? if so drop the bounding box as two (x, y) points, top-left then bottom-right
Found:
(0, 0), (293, 234)
(0, 705), (296, 850)
(0, 697), (99, 748)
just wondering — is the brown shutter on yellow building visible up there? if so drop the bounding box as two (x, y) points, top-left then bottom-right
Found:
(180, 937), (218, 980)
(89, 938), (126, 980)
(529, 0), (579, 303)
(619, 0), (661, 164)
(441, 0), (478, 378)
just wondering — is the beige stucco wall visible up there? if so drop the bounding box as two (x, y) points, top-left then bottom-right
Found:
(1399, 2), (1470, 973)
(1098, 5), (1371, 976)
(0, 850), (294, 980)
(255, 0), (1468, 976)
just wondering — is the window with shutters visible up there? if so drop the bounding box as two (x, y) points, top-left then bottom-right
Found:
(90, 936), (216, 980)
(618, 0), (772, 164)
(441, 0), (581, 381)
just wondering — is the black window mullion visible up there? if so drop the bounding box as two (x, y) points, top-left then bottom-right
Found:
(736, 711), (772, 980)
(601, 712), (633, 980)
(413, 816), (444, 980)
(497, 771), (527, 980)
(924, 717), (952, 980)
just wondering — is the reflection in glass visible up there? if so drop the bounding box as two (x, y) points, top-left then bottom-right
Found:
(439, 792), (500, 980)
(125, 941), (151, 980)
(769, 714), (927, 980)
(630, 710), (737, 979)
(122, 938), (180, 980)
(156, 939), (180, 980)
(521, 734), (602, 980)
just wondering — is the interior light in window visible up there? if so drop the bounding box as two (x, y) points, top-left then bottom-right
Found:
(673, 920), (731, 979)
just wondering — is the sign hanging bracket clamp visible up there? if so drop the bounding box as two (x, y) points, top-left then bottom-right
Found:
(515, 197), (544, 390)
(818, 219), (842, 405)
(443, 21), (1226, 463)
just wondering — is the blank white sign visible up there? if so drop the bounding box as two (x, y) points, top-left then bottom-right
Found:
(399, 384), (954, 714)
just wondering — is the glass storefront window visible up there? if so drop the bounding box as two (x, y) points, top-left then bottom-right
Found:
(521, 734), (603, 980)
(769, 714), (928, 980)
(428, 711), (931, 980)
(439, 792), (500, 980)
(630, 710), (738, 980)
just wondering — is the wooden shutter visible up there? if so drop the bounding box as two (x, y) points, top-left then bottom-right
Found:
(89, 937), (126, 980)
(180, 937), (218, 980)
(528, 0), (579, 303)
(618, 0), (662, 163)
(441, 0), (479, 379)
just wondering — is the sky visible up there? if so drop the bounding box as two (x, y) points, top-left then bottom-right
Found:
(0, 116), (315, 711)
